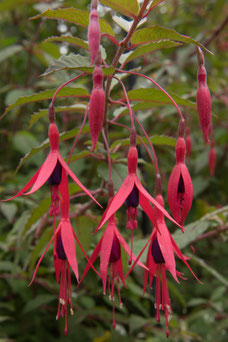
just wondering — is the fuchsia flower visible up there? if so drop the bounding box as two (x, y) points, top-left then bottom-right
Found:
(89, 65), (105, 151)
(209, 140), (216, 176)
(168, 137), (193, 225)
(79, 213), (146, 328)
(29, 170), (97, 335)
(128, 195), (201, 337)
(94, 146), (184, 262)
(4, 123), (100, 214)
(196, 47), (211, 144)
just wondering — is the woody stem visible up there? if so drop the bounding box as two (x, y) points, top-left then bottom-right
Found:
(103, 0), (151, 135)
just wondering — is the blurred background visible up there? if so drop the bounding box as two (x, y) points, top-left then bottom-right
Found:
(0, 0), (228, 341)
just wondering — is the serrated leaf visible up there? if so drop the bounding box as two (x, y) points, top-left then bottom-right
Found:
(29, 104), (87, 128)
(44, 35), (89, 50)
(127, 88), (196, 108)
(131, 25), (213, 54)
(124, 41), (182, 64)
(0, 45), (23, 63)
(100, 0), (140, 18)
(16, 126), (90, 172)
(31, 8), (114, 36)
(110, 135), (176, 150)
(42, 53), (115, 76)
(1, 87), (89, 121)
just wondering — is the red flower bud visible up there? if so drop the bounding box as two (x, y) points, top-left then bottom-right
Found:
(88, 9), (101, 64)
(196, 49), (211, 144)
(209, 141), (216, 176)
(89, 66), (105, 151)
(127, 146), (138, 174)
(168, 138), (193, 225)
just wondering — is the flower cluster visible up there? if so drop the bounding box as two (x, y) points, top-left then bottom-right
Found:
(3, 0), (215, 337)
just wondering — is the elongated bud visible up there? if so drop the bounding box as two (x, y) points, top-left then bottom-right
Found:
(88, 7), (101, 64)
(209, 140), (216, 176)
(196, 47), (211, 144)
(89, 66), (105, 151)
(127, 146), (138, 174)
(176, 137), (186, 164)
(49, 123), (59, 151)
(186, 127), (192, 158)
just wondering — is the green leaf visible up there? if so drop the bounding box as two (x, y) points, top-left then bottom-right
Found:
(29, 104), (87, 128)
(0, 45), (23, 63)
(127, 88), (196, 108)
(23, 294), (56, 314)
(1, 87), (89, 121)
(124, 41), (182, 64)
(99, 0), (140, 18)
(0, 203), (17, 223)
(192, 255), (228, 288)
(31, 8), (114, 36)
(97, 163), (129, 190)
(149, 0), (167, 10)
(0, 0), (36, 12)
(131, 25), (213, 54)
(16, 126), (90, 172)
(42, 53), (115, 76)
(0, 261), (21, 273)
(23, 197), (50, 236)
(75, 216), (93, 260)
(44, 35), (89, 50)
(110, 135), (176, 150)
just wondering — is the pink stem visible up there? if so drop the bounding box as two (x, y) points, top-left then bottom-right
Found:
(67, 104), (89, 165)
(116, 69), (184, 122)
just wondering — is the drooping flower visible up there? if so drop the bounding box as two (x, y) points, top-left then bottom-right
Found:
(168, 137), (193, 225)
(196, 47), (211, 144)
(79, 213), (146, 328)
(29, 170), (99, 335)
(127, 194), (201, 337)
(88, 1), (101, 64)
(209, 139), (216, 176)
(94, 146), (184, 262)
(89, 64), (105, 151)
(4, 122), (101, 214)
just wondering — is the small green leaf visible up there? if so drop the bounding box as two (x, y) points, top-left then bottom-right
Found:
(124, 41), (182, 64)
(110, 135), (176, 150)
(23, 294), (56, 314)
(149, 0), (167, 10)
(131, 25), (213, 54)
(16, 126), (90, 172)
(44, 35), (89, 50)
(1, 87), (89, 121)
(29, 104), (87, 128)
(127, 88), (196, 108)
(31, 8), (114, 36)
(100, 0), (140, 17)
(42, 53), (115, 76)
(0, 45), (23, 63)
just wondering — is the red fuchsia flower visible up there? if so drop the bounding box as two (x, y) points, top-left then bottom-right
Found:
(126, 195), (201, 337)
(29, 170), (98, 335)
(196, 47), (211, 144)
(4, 122), (101, 214)
(89, 64), (105, 151)
(88, 0), (101, 64)
(186, 126), (192, 158)
(94, 146), (184, 262)
(209, 139), (216, 176)
(79, 213), (146, 328)
(168, 137), (193, 225)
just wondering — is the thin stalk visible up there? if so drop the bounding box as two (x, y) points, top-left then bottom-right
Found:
(113, 76), (135, 128)
(67, 104), (89, 165)
(102, 129), (112, 183)
(116, 69), (184, 122)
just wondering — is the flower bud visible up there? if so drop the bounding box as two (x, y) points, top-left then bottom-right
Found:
(88, 9), (101, 64)
(89, 66), (105, 151)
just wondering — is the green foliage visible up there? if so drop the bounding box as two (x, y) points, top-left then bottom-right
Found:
(0, 0), (228, 341)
